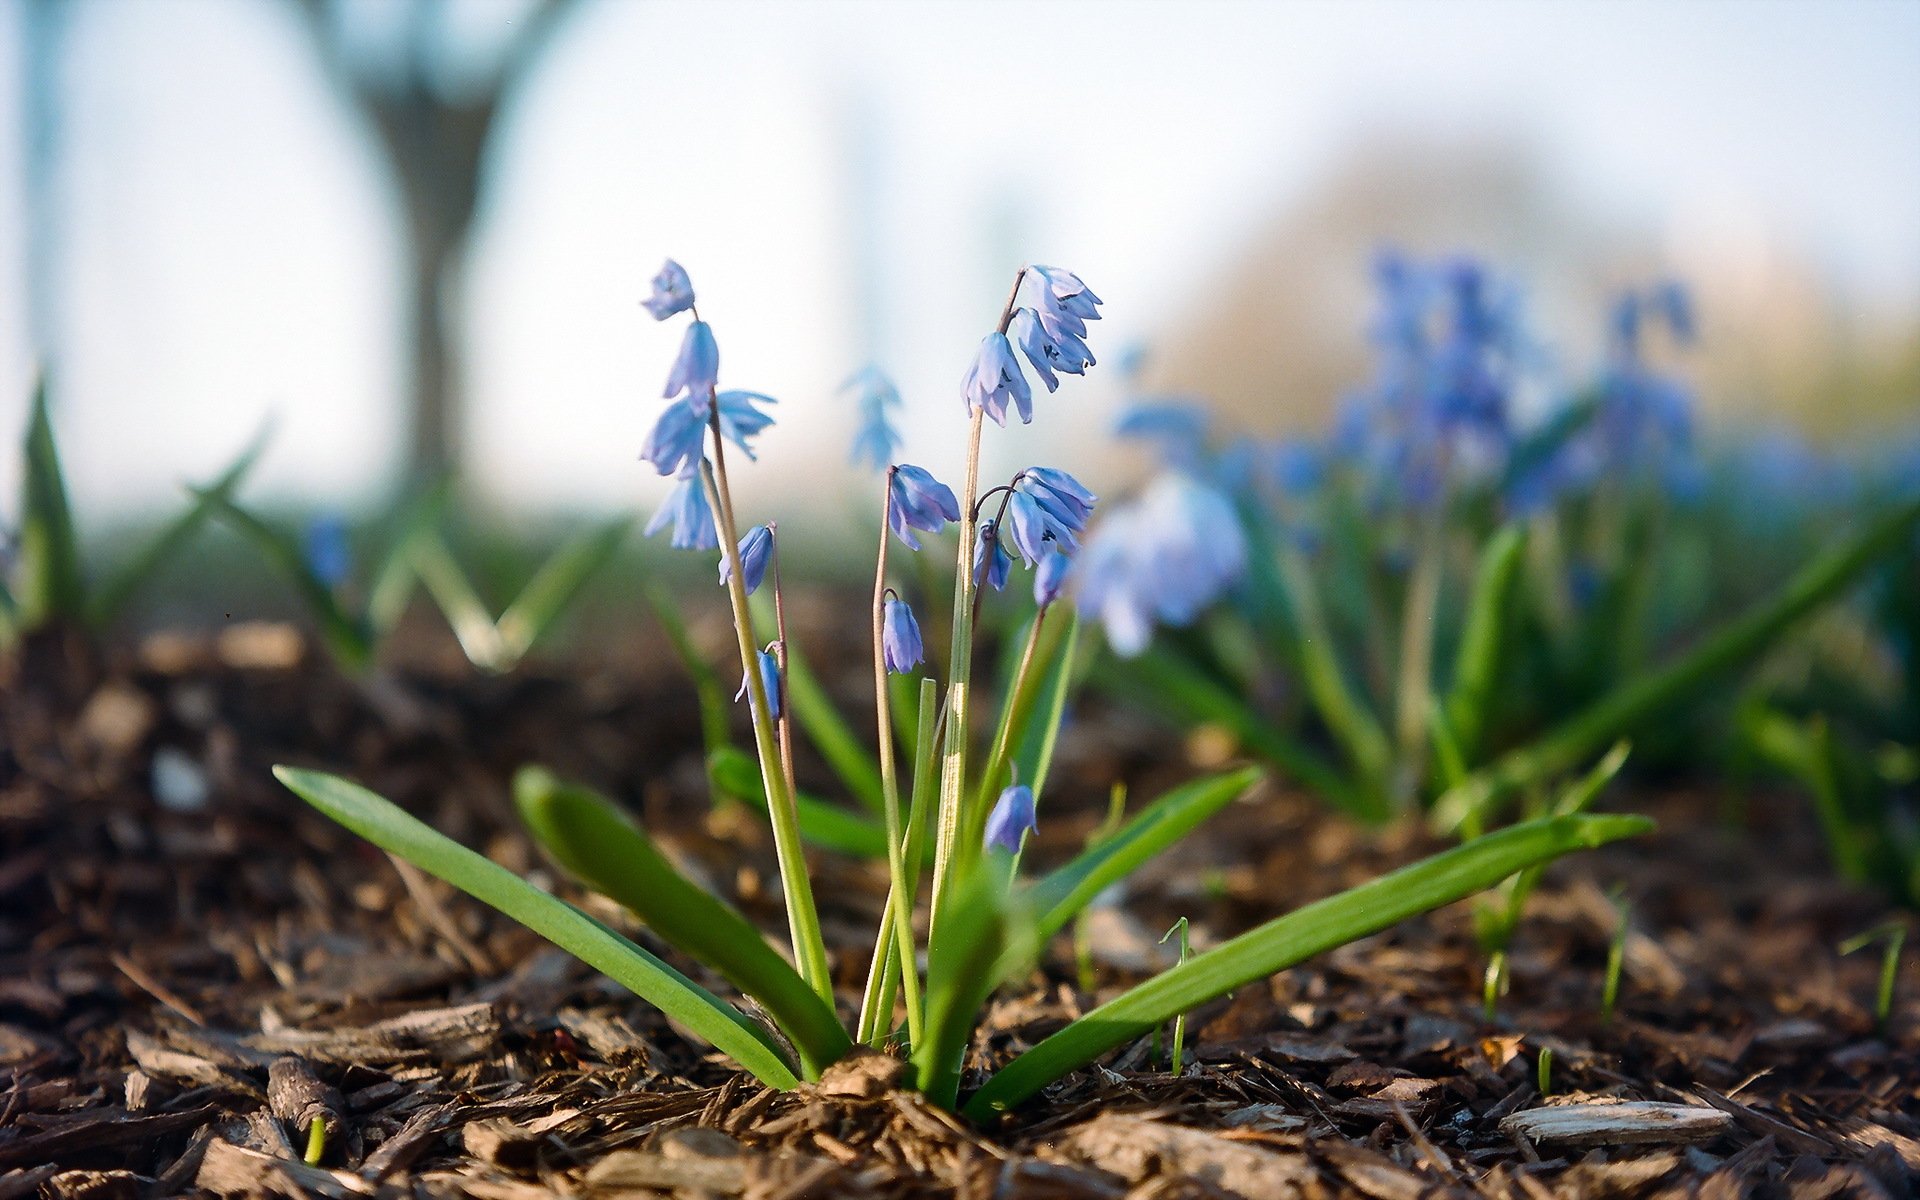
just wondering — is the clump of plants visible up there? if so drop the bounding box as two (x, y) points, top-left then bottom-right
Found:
(279, 260), (1646, 1116)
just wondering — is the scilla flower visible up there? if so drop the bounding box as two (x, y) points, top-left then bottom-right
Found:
(735, 646), (782, 719)
(974, 520), (1013, 591)
(1003, 469), (1096, 564)
(846, 367), (904, 471)
(1011, 307), (1094, 394)
(1028, 265), (1102, 341)
(644, 467), (718, 551)
(640, 390), (777, 477)
(664, 320), (720, 411)
(1115, 401), (1211, 470)
(888, 464), (961, 549)
(1034, 545), (1071, 608)
(882, 596), (924, 674)
(303, 514), (353, 590)
(719, 524), (774, 594)
(983, 784), (1037, 854)
(1076, 472), (1247, 656)
(641, 259), (695, 321)
(963, 332), (1033, 426)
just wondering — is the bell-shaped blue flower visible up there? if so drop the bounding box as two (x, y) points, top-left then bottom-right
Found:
(735, 647), (782, 720)
(715, 390), (777, 459)
(1017, 468), (1097, 531)
(1033, 545), (1071, 608)
(888, 464), (961, 550)
(1075, 472), (1247, 656)
(983, 784), (1037, 854)
(845, 367), (903, 471)
(1011, 307), (1095, 394)
(882, 596), (923, 674)
(304, 514), (353, 590)
(641, 259), (695, 321)
(719, 524), (773, 594)
(639, 397), (708, 477)
(664, 320), (720, 411)
(1028, 265), (1102, 341)
(963, 332), (1033, 427)
(1115, 402), (1210, 470)
(644, 467), (718, 551)
(973, 520), (1014, 591)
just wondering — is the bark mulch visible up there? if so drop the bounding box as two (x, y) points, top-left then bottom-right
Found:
(3, 620), (1917, 1199)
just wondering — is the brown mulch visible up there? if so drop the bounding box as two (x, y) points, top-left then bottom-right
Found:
(3, 617), (1917, 1199)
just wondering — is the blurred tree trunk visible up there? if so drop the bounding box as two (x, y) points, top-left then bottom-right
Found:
(22, 0), (69, 364)
(291, 0), (578, 492)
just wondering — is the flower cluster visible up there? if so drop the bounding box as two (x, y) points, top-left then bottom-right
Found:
(962, 267), (1103, 427)
(1076, 471), (1247, 656)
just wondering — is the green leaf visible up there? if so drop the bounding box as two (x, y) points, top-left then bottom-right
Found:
(275, 766), (801, 1089)
(411, 532), (510, 670)
(1744, 708), (1865, 883)
(494, 517), (632, 664)
(763, 602), (887, 814)
(912, 865), (1033, 1108)
(709, 747), (933, 865)
(205, 496), (374, 669)
(963, 811), (1652, 1117)
(365, 479), (453, 638)
(512, 767), (849, 1077)
(1010, 613), (1080, 799)
(1433, 496), (1920, 832)
(641, 581), (733, 770)
(89, 423), (271, 629)
(1023, 766), (1260, 944)
(16, 378), (84, 629)
(1443, 524), (1527, 759)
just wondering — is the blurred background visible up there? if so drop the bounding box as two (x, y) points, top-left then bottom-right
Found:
(1, 0), (1916, 532)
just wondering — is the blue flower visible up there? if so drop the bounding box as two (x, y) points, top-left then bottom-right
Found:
(303, 514), (352, 589)
(1011, 307), (1094, 394)
(974, 520), (1013, 591)
(1002, 468), (1096, 565)
(845, 367), (903, 471)
(882, 596), (923, 674)
(1075, 473), (1247, 656)
(1028, 265), (1102, 341)
(1115, 401), (1210, 469)
(664, 320), (720, 410)
(719, 524), (773, 594)
(1018, 468), (1096, 530)
(715, 390), (777, 459)
(644, 467), (718, 551)
(1033, 545), (1071, 608)
(983, 784), (1037, 854)
(736, 647), (782, 720)
(641, 259), (695, 321)
(963, 332), (1032, 427)
(888, 464), (961, 549)
(639, 397), (708, 477)
(1268, 440), (1325, 497)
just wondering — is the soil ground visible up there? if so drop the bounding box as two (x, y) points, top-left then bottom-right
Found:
(3, 615), (1917, 1199)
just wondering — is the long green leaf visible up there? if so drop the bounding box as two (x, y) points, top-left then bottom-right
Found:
(275, 766), (800, 1088)
(1011, 613), (1080, 799)
(963, 811), (1652, 1116)
(912, 866), (1032, 1108)
(1434, 497), (1920, 831)
(759, 596), (886, 813)
(642, 582), (732, 770)
(512, 767), (849, 1076)
(89, 424), (270, 628)
(411, 533), (509, 669)
(495, 517), (632, 662)
(205, 496), (373, 669)
(1443, 524), (1526, 759)
(709, 747), (933, 864)
(1023, 766), (1261, 945)
(365, 479), (452, 638)
(17, 379), (84, 629)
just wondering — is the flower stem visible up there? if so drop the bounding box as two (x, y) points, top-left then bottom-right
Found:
(700, 443), (832, 1004)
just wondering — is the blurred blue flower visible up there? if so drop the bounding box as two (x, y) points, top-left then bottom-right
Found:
(1028, 265), (1103, 341)
(641, 259), (695, 321)
(304, 514), (353, 590)
(719, 524), (774, 594)
(888, 464), (962, 550)
(983, 783), (1037, 854)
(664, 320), (720, 411)
(714, 390), (777, 458)
(736, 647), (782, 720)
(1115, 401), (1210, 470)
(845, 367), (903, 471)
(644, 468), (718, 551)
(1268, 440), (1325, 497)
(639, 397), (707, 477)
(974, 520), (1013, 591)
(882, 596), (924, 674)
(1076, 473), (1248, 656)
(963, 332), (1033, 427)
(1011, 307), (1095, 394)
(1034, 545), (1072, 608)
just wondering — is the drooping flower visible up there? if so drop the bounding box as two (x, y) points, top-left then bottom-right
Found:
(714, 390), (777, 459)
(974, 520), (1013, 591)
(845, 367), (903, 471)
(719, 524), (774, 594)
(1033, 545), (1071, 608)
(1002, 468), (1096, 565)
(1011, 307), (1095, 394)
(882, 596), (923, 674)
(735, 647), (782, 719)
(983, 784), (1037, 854)
(963, 332), (1033, 426)
(1028, 265), (1102, 341)
(644, 467), (718, 551)
(1115, 401), (1210, 470)
(888, 464), (961, 549)
(303, 514), (352, 589)
(641, 259), (695, 321)
(1075, 472), (1248, 656)
(664, 320), (720, 411)
(639, 397), (708, 477)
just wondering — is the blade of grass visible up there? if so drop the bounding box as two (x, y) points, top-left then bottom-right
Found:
(1434, 497), (1920, 832)
(964, 811), (1653, 1116)
(1011, 612), (1080, 799)
(274, 766), (800, 1088)
(1443, 524), (1527, 760)
(512, 767), (848, 1076)
(709, 747), (934, 865)
(911, 867), (1032, 1108)
(755, 594), (886, 814)
(17, 378), (84, 629)
(494, 517), (633, 663)
(411, 531), (509, 670)
(366, 479), (452, 638)
(641, 581), (733, 770)
(203, 495), (373, 668)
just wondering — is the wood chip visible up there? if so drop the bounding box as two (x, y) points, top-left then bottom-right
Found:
(1500, 1101), (1733, 1147)
(1048, 1114), (1318, 1199)
(583, 1128), (748, 1195)
(195, 1138), (380, 1198)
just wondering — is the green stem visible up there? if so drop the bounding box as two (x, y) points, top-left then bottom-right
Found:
(303, 1117), (325, 1166)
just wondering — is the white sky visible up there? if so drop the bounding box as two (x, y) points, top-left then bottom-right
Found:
(1, 0), (1916, 524)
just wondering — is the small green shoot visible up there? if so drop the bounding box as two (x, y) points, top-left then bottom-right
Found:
(1839, 921), (1907, 1030)
(1602, 891), (1630, 1024)
(1160, 916), (1192, 1075)
(1536, 1046), (1553, 1096)
(302, 1117), (325, 1166)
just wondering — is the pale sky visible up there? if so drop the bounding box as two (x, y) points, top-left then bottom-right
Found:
(1, 0), (1916, 525)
